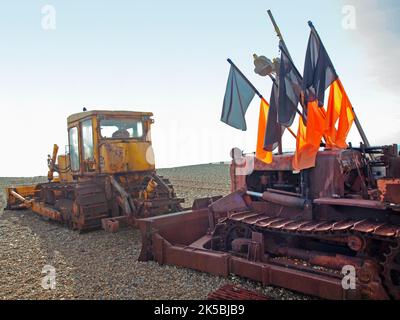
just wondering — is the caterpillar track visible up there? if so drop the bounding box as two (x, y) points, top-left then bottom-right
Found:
(218, 210), (400, 299)
(8, 173), (184, 232)
(223, 211), (400, 243)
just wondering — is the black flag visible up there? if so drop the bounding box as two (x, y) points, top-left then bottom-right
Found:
(278, 44), (302, 127)
(264, 84), (282, 151)
(303, 23), (338, 106)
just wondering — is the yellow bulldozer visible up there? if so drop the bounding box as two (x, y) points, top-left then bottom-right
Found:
(5, 110), (184, 232)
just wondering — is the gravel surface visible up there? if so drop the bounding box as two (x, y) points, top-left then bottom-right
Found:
(0, 165), (310, 300)
(158, 163), (232, 207)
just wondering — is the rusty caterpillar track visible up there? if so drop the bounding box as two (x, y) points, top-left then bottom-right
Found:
(222, 211), (400, 299)
(224, 211), (400, 240)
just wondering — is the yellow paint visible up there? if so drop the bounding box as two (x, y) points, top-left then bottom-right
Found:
(47, 144), (59, 181)
(7, 110), (159, 215)
(57, 155), (73, 182)
(99, 141), (155, 173)
(141, 178), (158, 199)
(14, 110), (156, 182)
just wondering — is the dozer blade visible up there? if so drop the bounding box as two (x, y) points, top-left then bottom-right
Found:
(5, 185), (38, 210)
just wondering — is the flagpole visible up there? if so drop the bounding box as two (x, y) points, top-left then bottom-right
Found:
(268, 12), (305, 118)
(307, 21), (371, 148)
(267, 10), (292, 62)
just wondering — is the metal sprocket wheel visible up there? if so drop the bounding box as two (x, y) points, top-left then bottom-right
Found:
(382, 242), (400, 300)
(224, 224), (252, 251)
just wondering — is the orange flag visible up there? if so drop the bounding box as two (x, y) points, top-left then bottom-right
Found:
(256, 99), (273, 164)
(293, 101), (326, 171)
(325, 79), (355, 149)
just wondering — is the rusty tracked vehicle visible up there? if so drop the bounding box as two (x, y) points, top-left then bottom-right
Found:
(6, 110), (184, 231)
(138, 145), (400, 299)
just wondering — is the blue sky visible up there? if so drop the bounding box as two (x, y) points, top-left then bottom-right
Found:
(0, 0), (399, 176)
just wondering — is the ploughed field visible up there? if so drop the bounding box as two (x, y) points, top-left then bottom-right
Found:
(0, 164), (309, 300)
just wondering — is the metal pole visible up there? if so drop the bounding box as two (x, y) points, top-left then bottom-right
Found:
(278, 126), (283, 155)
(267, 10), (292, 62)
(267, 11), (306, 118)
(353, 112), (371, 147)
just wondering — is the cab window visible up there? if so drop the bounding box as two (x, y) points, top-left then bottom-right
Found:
(81, 119), (94, 161)
(100, 118), (143, 139)
(68, 127), (80, 171)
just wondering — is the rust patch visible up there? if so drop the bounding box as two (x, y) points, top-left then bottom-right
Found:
(377, 179), (400, 204)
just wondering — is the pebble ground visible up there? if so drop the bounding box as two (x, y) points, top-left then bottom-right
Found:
(0, 165), (310, 300)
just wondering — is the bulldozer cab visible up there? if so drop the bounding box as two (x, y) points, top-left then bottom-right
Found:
(66, 110), (155, 176)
